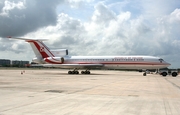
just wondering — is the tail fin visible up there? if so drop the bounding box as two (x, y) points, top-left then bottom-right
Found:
(8, 37), (55, 59)
(27, 40), (55, 58)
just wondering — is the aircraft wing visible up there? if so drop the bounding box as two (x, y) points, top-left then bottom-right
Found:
(40, 63), (104, 69)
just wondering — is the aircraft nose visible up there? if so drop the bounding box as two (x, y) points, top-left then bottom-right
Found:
(165, 62), (171, 67)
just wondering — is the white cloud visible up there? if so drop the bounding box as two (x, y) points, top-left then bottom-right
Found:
(0, 0), (60, 37)
(92, 2), (116, 24)
(66, 0), (94, 8)
(170, 9), (180, 22)
(0, 0), (26, 16)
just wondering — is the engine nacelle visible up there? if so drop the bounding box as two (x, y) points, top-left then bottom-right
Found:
(50, 49), (68, 57)
(44, 57), (64, 64)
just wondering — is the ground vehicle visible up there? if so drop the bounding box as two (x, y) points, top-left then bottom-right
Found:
(159, 69), (178, 77)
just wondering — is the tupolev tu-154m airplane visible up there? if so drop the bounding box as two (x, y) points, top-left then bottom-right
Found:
(8, 37), (171, 75)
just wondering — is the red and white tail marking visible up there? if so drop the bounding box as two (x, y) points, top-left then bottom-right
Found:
(8, 37), (54, 59)
(26, 40), (55, 58)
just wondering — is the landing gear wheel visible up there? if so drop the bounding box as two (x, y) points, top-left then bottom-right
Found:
(172, 72), (177, 77)
(162, 72), (167, 77)
(72, 71), (76, 74)
(68, 71), (72, 74)
(75, 71), (79, 74)
(86, 71), (90, 74)
(85, 71), (88, 74)
(143, 72), (146, 76)
(81, 71), (85, 74)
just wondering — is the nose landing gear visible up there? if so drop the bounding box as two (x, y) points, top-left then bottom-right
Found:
(143, 72), (146, 76)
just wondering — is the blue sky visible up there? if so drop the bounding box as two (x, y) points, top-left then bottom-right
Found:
(0, 0), (180, 68)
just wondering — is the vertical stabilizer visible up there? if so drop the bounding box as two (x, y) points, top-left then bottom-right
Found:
(8, 37), (54, 59)
(26, 40), (55, 58)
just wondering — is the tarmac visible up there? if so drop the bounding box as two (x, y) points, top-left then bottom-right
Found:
(0, 69), (180, 115)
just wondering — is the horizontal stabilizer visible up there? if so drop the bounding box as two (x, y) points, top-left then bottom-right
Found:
(7, 36), (47, 41)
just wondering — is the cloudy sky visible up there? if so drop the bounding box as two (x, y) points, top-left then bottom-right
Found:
(0, 0), (180, 68)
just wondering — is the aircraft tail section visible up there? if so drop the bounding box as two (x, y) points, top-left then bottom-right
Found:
(26, 40), (55, 58)
(8, 37), (68, 64)
(8, 37), (55, 63)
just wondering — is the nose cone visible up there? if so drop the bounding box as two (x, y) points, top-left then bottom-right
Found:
(164, 62), (171, 67)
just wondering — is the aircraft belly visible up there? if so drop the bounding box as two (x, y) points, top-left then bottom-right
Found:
(42, 64), (104, 69)
(104, 64), (167, 69)
(42, 62), (168, 70)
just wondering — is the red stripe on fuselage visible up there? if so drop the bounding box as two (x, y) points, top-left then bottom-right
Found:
(44, 60), (168, 65)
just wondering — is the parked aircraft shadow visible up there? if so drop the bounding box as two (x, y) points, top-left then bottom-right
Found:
(42, 72), (111, 76)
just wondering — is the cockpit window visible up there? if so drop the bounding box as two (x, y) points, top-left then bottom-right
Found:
(159, 58), (164, 63)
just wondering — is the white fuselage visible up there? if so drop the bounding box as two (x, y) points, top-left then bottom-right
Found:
(43, 55), (170, 70)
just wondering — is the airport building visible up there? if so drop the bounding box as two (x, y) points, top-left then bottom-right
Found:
(11, 60), (29, 67)
(0, 59), (29, 67)
(0, 59), (11, 67)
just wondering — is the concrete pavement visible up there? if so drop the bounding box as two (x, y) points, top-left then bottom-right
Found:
(0, 69), (179, 115)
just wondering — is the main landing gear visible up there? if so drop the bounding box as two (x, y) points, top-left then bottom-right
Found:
(68, 70), (79, 74)
(81, 70), (90, 74)
(68, 69), (91, 74)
